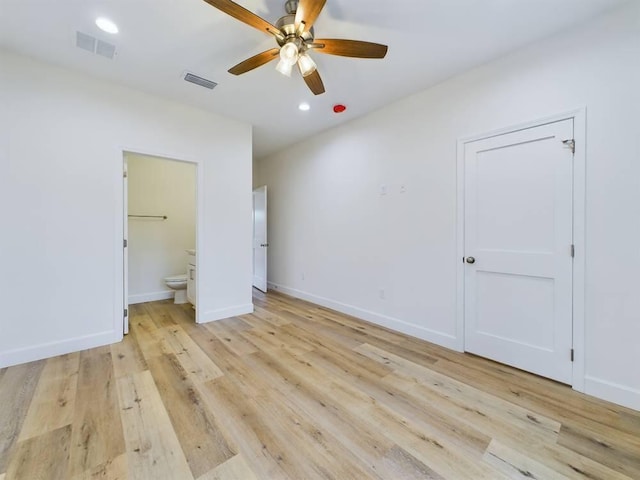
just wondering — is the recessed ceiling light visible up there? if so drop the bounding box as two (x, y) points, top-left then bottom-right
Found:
(96, 17), (119, 34)
(298, 102), (310, 112)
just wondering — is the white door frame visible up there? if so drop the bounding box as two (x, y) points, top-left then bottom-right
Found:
(121, 148), (203, 331)
(455, 108), (586, 392)
(123, 158), (129, 334)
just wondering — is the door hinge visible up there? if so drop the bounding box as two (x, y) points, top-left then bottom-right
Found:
(124, 239), (128, 248)
(571, 349), (574, 362)
(562, 139), (575, 154)
(570, 244), (575, 258)
(123, 170), (128, 178)
(124, 308), (128, 318)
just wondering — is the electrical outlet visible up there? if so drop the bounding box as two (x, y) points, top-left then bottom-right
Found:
(400, 184), (406, 193)
(301, 272), (305, 281)
(379, 288), (385, 300)
(379, 184), (387, 196)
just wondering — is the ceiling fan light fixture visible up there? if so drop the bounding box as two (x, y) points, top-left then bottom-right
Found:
(298, 53), (317, 77)
(279, 39), (300, 65)
(276, 58), (294, 77)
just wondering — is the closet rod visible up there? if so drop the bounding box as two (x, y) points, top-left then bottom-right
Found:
(128, 215), (167, 220)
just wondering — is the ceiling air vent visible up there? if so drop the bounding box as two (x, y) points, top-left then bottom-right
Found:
(76, 31), (96, 53)
(184, 72), (217, 90)
(76, 31), (116, 59)
(96, 40), (116, 59)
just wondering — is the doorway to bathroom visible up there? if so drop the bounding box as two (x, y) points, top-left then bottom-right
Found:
(123, 152), (198, 334)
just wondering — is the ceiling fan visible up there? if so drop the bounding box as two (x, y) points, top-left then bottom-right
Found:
(202, 0), (388, 95)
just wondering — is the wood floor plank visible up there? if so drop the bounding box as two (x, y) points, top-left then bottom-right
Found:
(525, 441), (636, 480)
(18, 353), (80, 441)
(204, 320), (258, 356)
(130, 313), (164, 358)
(0, 360), (44, 473)
(358, 343), (561, 444)
(4, 425), (71, 480)
(70, 454), (129, 480)
(239, 323), (315, 357)
(483, 438), (635, 480)
(69, 454), (128, 480)
(67, 347), (125, 477)
(482, 439), (570, 480)
(251, 305), (293, 327)
(201, 375), (296, 480)
(117, 371), (193, 479)
(275, 308), (365, 350)
(382, 445), (446, 480)
(143, 301), (179, 329)
(142, 351), (235, 478)
(197, 454), (258, 480)
(558, 423), (640, 478)
(158, 325), (224, 384)
(110, 330), (147, 379)
(279, 322), (394, 378)
(251, 391), (384, 480)
(185, 327), (270, 396)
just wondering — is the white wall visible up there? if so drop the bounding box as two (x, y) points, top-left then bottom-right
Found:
(256, 3), (640, 410)
(0, 50), (254, 368)
(127, 153), (196, 304)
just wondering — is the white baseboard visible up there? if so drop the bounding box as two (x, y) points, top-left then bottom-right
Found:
(198, 303), (254, 324)
(0, 330), (121, 369)
(268, 282), (459, 350)
(128, 290), (174, 304)
(584, 375), (640, 411)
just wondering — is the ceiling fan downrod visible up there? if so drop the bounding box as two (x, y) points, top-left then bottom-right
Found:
(284, 0), (299, 15)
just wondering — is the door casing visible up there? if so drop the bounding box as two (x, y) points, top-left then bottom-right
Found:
(456, 108), (586, 392)
(121, 149), (202, 333)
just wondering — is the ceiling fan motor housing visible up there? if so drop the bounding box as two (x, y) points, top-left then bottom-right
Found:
(275, 14), (314, 46)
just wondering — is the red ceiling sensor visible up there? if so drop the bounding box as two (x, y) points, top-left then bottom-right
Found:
(333, 104), (347, 114)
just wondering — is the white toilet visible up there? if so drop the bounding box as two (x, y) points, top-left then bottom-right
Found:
(164, 274), (188, 304)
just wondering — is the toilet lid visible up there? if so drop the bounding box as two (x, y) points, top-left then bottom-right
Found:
(165, 274), (187, 282)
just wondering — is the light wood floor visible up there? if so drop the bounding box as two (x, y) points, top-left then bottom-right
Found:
(1, 291), (639, 479)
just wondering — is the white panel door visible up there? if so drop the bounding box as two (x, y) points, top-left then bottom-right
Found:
(253, 186), (268, 293)
(464, 119), (574, 384)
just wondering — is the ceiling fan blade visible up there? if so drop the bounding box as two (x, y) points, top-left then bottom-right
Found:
(312, 39), (388, 59)
(294, 0), (326, 33)
(228, 48), (280, 75)
(202, 0), (282, 38)
(302, 68), (325, 95)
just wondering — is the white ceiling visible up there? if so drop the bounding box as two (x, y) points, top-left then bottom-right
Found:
(0, 0), (628, 157)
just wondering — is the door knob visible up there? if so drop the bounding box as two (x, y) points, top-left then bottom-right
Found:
(260, 243), (269, 247)
(466, 256), (476, 264)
